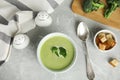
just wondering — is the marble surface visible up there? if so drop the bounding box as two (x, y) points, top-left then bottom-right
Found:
(0, 0), (120, 80)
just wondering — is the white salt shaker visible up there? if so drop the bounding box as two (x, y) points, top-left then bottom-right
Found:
(35, 11), (52, 27)
(13, 34), (30, 49)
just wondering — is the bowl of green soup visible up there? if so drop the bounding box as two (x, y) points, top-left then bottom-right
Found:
(37, 33), (76, 73)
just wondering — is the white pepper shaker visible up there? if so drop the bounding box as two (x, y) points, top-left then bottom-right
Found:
(13, 34), (30, 49)
(35, 11), (52, 27)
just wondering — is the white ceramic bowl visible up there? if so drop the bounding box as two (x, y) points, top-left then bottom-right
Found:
(37, 33), (77, 73)
(94, 30), (117, 52)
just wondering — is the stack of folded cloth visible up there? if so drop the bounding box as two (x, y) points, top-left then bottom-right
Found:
(0, 0), (64, 61)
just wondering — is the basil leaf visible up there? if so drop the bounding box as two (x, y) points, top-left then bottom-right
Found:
(59, 47), (67, 58)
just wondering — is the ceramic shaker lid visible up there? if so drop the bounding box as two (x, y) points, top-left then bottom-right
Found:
(35, 11), (52, 27)
(13, 34), (30, 49)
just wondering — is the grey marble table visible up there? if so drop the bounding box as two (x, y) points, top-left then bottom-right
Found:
(0, 0), (120, 80)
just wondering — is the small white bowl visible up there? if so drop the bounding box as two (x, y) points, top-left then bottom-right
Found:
(37, 33), (77, 73)
(94, 30), (117, 52)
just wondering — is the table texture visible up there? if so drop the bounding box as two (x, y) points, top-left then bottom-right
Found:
(0, 0), (120, 80)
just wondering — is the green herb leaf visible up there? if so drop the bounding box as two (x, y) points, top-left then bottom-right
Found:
(51, 46), (59, 57)
(51, 46), (67, 58)
(59, 47), (67, 58)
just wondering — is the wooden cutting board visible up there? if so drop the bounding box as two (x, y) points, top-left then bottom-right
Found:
(71, 0), (120, 29)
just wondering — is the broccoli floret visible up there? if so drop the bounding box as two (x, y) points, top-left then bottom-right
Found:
(104, 0), (120, 18)
(92, 2), (105, 10)
(83, 0), (104, 13)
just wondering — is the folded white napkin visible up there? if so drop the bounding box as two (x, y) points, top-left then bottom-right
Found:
(0, 0), (64, 60)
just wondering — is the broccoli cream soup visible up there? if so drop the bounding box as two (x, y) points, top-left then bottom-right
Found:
(39, 36), (75, 71)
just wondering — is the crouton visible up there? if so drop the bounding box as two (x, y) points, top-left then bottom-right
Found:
(109, 58), (119, 67)
(98, 43), (106, 50)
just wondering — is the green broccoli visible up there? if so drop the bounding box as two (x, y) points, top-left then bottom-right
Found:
(104, 0), (120, 18)
(83, 0), (105, 13)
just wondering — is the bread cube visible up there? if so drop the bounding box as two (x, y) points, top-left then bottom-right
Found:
(100, 36), (107, 43)
(109, 58), (119, 67)
(107, 38), (116, 47)
(106, 33), (113, 39)
(98, 32), (107, 43)
(98, 32), (105, 39)
(98, 43), (106, 50)
(104, 42), (111, 50)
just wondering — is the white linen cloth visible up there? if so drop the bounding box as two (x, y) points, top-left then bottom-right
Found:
(0, 0), (64, 60)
